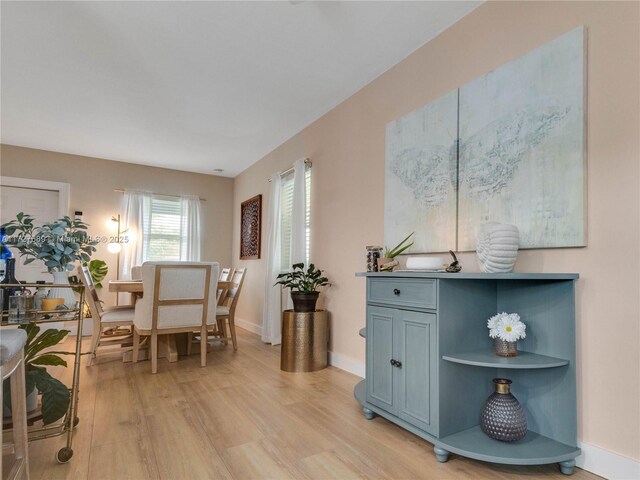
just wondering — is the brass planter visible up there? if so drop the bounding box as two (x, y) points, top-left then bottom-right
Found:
(280, 310), (328, 372)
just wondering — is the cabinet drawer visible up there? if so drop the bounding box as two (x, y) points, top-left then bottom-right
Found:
(368, 278), (437, 310)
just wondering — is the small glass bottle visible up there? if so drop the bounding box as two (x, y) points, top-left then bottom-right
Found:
(34, 280), (48, 311)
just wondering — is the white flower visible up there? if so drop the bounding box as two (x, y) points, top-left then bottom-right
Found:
(487, 312), (526, 342)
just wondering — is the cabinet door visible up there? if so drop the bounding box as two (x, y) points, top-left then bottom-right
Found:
(395, 309), (438, 436)
(366, 306), (397, 415)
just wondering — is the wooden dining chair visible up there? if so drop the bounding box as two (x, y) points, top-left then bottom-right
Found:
(216, 267), (246, 351)
(132, 261), (219, 373)
(217, 267), (234, 306)
(78, 266), (135, 366)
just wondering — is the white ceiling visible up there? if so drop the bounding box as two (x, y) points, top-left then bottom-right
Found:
(1, 1), (480, 177)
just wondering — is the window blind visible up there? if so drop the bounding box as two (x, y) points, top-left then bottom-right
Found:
(280, 167), (311, 271)
(143, 195), (182, 261)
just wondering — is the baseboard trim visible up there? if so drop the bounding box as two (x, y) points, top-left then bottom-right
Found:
(327, 351), (365, 378)
(234, 317), (263, 336)
(577, 441), (640, 479)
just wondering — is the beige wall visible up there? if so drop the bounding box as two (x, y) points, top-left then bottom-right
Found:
(232, 1), (640, 460)
(1, 144), (234, 307)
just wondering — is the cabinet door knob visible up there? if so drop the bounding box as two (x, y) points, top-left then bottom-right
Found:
(390, 359), (396, 366)
(395, 361), (402, 368)
(393, 288), (400, 295)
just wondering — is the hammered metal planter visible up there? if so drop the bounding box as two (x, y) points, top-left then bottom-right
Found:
(481, 378), (527, 442)
(280, 310), (328, 372)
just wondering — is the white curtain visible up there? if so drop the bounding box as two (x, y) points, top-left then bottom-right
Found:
(180, 195), (201, 261)
(262, 173), (283, 345)
(290, 159), (307, 266)
(120, 189), (150, 280)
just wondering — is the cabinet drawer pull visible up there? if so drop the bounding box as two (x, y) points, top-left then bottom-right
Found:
(393, 288), (401, 295)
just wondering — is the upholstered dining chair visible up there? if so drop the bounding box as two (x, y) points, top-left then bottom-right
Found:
(132, 261), (219, 373)
(186, 267), (246, 354)
(78, 266), (135, 366)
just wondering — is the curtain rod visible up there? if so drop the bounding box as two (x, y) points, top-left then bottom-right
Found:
(113, 188), (206, 201)
(268, 158), (312, 182)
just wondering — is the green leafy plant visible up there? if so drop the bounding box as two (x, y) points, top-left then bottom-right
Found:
(1, 212), (98, 272)
(383, 232), (415, 258)
(69, 259), (109, 291)
(274, 263), (329, 293)
(2, 324), (72, 425)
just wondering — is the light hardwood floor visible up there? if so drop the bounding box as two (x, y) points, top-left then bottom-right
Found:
(6, 328), (600, 480)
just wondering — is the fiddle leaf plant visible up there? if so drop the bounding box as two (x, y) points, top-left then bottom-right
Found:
(274, 263), (329, 293)
(2, 324), (72, 425)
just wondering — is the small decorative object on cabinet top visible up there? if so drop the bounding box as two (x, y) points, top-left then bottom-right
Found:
(476, 222), (519, 273)
(379, 232), (414, 272)
(274, 263), (329, 312)
(365, 246), (383, 272)
(240, 194), (262, 259)
(444, 250), (462, 273)
(481, 378), (528, 442)
(405, 256), (444, 270)
(488, 312), (526, 357)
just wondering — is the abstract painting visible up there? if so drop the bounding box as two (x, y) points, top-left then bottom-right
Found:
(384, 27), (586, 253)
(457, 26), (586, 250)
(240, 194), (261, 259)
(385, 90), (458, 253)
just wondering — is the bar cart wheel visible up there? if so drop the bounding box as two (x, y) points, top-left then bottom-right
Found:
(56, 447), (73, 463)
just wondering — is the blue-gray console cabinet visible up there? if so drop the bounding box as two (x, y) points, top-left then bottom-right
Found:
(354, 272), (580, 475)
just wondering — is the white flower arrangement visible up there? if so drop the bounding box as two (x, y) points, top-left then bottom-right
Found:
(487, 312), (526, 343)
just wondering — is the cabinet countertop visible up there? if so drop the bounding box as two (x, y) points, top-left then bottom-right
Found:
(356, 272), (579, 280)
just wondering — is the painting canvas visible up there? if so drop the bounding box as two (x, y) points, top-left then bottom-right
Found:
(240, 194), (261, 259)
(384, 90), (458, 253)
(457, 26), (586, 250)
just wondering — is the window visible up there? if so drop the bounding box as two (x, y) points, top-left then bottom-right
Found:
(142, 195), (182, 261)
(280, 167), (311, 271)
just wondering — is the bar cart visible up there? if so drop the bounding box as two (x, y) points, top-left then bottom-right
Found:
(1, 283), (85, 464)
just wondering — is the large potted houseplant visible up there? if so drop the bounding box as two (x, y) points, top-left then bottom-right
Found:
(3, 324), (72, 425)
(1, 212), (98, 307)
(275, 263), (329, 312)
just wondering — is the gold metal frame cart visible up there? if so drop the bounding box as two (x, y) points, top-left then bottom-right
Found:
(1, 283), (85, 464)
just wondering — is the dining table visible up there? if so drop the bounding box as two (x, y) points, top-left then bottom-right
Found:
(108, 279), (233, 363)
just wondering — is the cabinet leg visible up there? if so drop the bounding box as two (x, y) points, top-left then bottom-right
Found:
(434, 447), (449, 463)
(363, 407), (375, 420)
(559, 460), (576, 475)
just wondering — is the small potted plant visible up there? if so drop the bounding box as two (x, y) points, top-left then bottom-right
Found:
(275, 263), (329, 312)
(487, 312), (526, 357)
(379, 232), (414, 271)
(2, 324), (72, 425)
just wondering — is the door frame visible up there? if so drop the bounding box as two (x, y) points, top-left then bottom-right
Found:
(0, 176), (70, 218)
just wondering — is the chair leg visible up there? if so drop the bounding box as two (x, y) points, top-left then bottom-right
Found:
(132, 329), (140, 364)
(200, 326), (207, 367)
(10, 354), (30, 480)
(187, 332), (193, 356)
(228, 316), (238, 351)
(87, 319), (101, 367)
(151, 333), (158, 374)
(217, 318), (228, 345)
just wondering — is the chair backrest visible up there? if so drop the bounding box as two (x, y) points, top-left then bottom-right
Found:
(134, 261), (219, 331)
(217, 267), (234, 305)
(78, 265), (104, 319)
(222, 267), (246, 316)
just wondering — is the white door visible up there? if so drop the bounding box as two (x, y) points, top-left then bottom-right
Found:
(1, 185), (61, 282)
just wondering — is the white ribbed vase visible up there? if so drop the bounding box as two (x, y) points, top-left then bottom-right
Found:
(476, 222), (520, 273)
(49, 270), (78, 309)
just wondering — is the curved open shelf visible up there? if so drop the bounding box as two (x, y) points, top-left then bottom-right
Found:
(442, 350), (569, 369)
(437, 425), (580, 465)
(359, 328), (366, 339)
